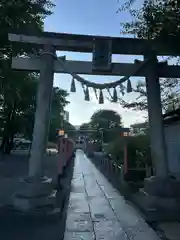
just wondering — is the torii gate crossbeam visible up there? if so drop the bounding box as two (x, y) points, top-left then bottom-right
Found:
(9, 32), (179, 56)
(11, 56), (180, 78)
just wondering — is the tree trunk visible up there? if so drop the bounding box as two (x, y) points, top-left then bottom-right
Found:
(0, 135), (10, 154)
(1, 103), (17, 154)
(0, 136), (6, 152)
(0, 117), (14, 154)
(4, 134), (14, 154)
(4, 137), (10, 154)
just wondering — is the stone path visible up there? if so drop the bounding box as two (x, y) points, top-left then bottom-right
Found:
(64, 150), (160, 240)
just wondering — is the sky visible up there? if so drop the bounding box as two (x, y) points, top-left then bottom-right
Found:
(44, 0), (147, 127)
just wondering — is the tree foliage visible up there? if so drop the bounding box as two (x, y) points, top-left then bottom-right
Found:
(80, 110), (123, 143)
(119, 0), (180, 112)
(63, 121), (76, 139)
(0, 72), (69, 150)
(121, 0), (180, 44)
(42, 87), (70, 143)
(49, 91), (76, 142)
(106, 134), (151, 167)
(79, 123), (91, 136)
(0, 0), (61, 153)
(119, 78), (180, 112)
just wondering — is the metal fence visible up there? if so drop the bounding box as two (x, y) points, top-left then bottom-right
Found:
(89, 152), (152, 194)
(90, 153), (126, 187)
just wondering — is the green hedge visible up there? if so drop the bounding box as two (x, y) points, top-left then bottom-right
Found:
(105, 134), (151, 168)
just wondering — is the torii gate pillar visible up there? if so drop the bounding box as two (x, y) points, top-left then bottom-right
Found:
(12, 44), (57, 212)
(145, 52), (168, 177)
(29, 44), (55, 177)
(136, 54), (180, 221)
(143, 52), (180, 201)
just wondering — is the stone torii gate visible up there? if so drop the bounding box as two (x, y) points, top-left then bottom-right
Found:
(8, 32), (180, 213)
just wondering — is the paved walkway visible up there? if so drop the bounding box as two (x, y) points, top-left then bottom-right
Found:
(64, 150), (160, 240)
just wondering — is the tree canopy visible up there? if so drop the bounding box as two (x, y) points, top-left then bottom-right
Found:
(0, 0), (71, 153)
(79, 123), (91, 136)
(118, 0), (180, 113)
(80, 110), (123, 143)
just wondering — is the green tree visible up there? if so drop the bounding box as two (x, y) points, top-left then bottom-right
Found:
(38, 87), (69, 143)
(0, 72), (38, 152)
(63, 121), (76, 139)
(119, 0), (180, 112)
(0, 72), (69, 152)
(48, 88), (76, 142)
(106, 134), (151, 168)
(0, 0), (55, 153)
(119, 79), (180, 113)
(90, 110), (122, 143)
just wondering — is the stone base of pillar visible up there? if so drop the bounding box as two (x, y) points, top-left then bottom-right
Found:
(10, 176), (63, 219)
(132, 176), (180, 222)
(144, 176), (180, 197)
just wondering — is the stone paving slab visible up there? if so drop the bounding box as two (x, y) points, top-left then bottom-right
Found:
(66, 212), (93, 232)
(94, 220), (129, 240)
(100, 185), (121, 199)
(89, 197), (116, 222)
(64, 150), (160, 240)
(64, 232), (95, 240)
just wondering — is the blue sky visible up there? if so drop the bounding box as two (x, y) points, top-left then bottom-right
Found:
(44, 0), (147, 127)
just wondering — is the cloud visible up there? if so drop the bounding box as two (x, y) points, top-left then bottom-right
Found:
(65, 90), (147, 126)
(53, 73), (147, 127)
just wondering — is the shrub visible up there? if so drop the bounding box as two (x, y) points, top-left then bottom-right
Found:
(105, 134), (151, 168)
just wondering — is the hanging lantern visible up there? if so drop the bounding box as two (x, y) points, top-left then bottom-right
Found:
(70, 77), (76, 92)
(112, 87), (118, 102)
(85, 87), (90, 101)
(99, 89), (104, 104)
(127, 79), (132, 93)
